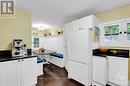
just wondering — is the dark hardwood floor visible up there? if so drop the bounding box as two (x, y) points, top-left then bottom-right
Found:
(36, 64), (84, 86)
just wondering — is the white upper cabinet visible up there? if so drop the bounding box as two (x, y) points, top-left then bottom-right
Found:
(100, 21), (122, 42)
(123, 19), (130, 42)
(100, 18), (130, 47)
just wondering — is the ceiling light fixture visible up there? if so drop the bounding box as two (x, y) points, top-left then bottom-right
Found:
(32, 23), (51, 30)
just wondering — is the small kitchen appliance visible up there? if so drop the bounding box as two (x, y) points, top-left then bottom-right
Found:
(12, 39), (27, 57)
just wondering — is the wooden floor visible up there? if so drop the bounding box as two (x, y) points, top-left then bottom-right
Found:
(36, 64), (84, 86)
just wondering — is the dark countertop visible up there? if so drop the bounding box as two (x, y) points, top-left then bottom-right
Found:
(93, 49), (129, 58)
(93, 54), (107, 58)
(0, 55), (38, 62)
(93, 53), (129, 58)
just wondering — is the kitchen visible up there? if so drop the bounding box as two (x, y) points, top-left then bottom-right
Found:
(0, 0), (130, 86)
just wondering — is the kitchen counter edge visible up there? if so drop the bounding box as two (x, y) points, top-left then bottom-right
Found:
(0, 55), (38, 62)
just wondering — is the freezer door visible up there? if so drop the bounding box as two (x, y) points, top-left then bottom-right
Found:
(68, 28), (92, 64)
(68, 60), (91, 86)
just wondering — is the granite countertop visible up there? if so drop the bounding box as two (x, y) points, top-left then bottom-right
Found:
(0, 55), (37, 62)
(93, 49), (129, 58)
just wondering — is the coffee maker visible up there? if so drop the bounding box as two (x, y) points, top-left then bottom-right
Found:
(12, 39), (27, 57)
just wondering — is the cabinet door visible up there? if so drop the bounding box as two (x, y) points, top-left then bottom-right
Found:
(108, 56), (128, 86)
(21, 57), (37, 86)
(100, 21), (123, 47)
(93, 56), (107, 85)
(0, 60), (18, 86)
(123, 20), (130, 43)
(68, 60), (91, 86)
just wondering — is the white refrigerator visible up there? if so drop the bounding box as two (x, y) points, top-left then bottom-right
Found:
(65, 15), (99, 86)
(67, 27), (92, 86)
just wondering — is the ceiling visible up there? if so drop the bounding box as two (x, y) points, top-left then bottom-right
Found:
(16, 0), (130, 27)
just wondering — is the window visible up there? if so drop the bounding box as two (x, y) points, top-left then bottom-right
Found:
(33, 38), (39, 48)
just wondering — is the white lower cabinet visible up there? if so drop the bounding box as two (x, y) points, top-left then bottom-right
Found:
(0, 57), (37, 86)
(93, 56), (107, 86)
(108, 56), (128, 86)
(0, 60), (18, 86)
(21, 57), (37, 86)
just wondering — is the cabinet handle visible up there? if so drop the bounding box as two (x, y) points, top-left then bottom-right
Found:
(79, 28), (83, 30)
(120, 32), (122, 34)
(22, 59), (24, 61)
(124, 31), (127, 34)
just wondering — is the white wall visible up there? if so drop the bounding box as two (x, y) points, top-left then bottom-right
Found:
(40, 36), (64, 54)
